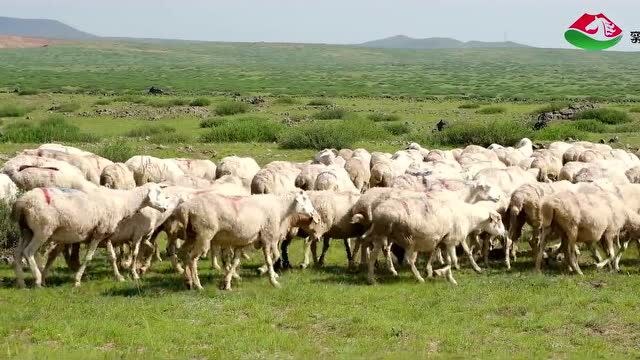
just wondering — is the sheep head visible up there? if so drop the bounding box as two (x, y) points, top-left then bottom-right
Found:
(484, 211), (506, 238)
(294, 190), (320, 223)
(145, 183), (171, 212)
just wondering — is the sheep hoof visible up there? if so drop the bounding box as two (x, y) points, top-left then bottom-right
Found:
(416, 277), (425, 283)
(300, 264), (308, 270)
(270, 280), (281, 289)
(116, 275), (126, 282)
(73, 281), (81, 288)
(16, 281), (25, 289)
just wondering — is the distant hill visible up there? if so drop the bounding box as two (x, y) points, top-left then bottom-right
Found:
(0, 16), (97, 40)
(358, 35), (530, 49)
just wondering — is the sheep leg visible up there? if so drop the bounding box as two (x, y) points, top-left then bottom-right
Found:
(73, 237), (102, 287)
(167, 236), (184, 274)
(13, 230), (28, 289)
(42, 243), (65, 283)
(301, 237), (313, 269)
(310, 240), (319, 265)
(129, 240), (143, 281)
(461, 239), (482, 273)
(482, 235), (491, 268)
(384, 244), (398, 277)
(318, 236), (330, 266)
(535, 227), (550, 272)
(434, 247), (445, 266)
(222, 251), (242, 290)
(434, 265), (457, 286)
(210, 245), (222, 271)
(405, 250), (424, 283)
(278, 237), (292, 270)
(22, 231), (49, 288)
(105, 241), (126, 282)
(446, 244), (460, 270)
(64, 243), (81, 272)
(350, 238), (361, 269)
(528, 228), (540, 261)
(190, 234), (211, 290)
(367, 242), (382, 285)
(503, 235), (512, 270)
(425, 251), (434, 278)
(566, 237), (582, 275)
(262, 241), (280, 288)
(613, 239), (631, 271)
(343, 238), (354, 268)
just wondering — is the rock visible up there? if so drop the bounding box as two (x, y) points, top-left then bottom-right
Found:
(436, 119), (449, 132)
(148, 86), (164, 95)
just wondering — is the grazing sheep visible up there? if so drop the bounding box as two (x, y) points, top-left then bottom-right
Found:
(314, 166), (358, 193)
(37, 144), (113, 172)
(338, 148), (354, 160)
(251, 161), (303, 195)
(169, 158), (217, 181)
(370, 152), (392, 168)
(314, 149), (346, 167)
(22, 149), (101, 184)
(0, 174), (18, 205)
(492, 138), (533, 166)
(406, 142), (430, 159)
(125, 155), (186, 185)
(215, 156), (260, 188)
(12, 183), (171, 288)
(174, 191), (319, 290)
(100, 163), (136, 189)
(345, 149), (371, 192)
(574, 166), (630, 185)
(3, 155), (97, 191)
(425, 149), (458, 163)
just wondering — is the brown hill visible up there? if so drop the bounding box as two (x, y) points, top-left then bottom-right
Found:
(0, 35), (53, 49)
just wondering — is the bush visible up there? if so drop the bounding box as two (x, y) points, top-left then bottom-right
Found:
(1, 115), (98, 143)
(0, 103), (29, 117)
(17, 89), (38, 96)
(55, 102), (81, 113)
(431, 119), (531, 147)
(532, 102), (571, 114)
(609, 122), (640, 133)
(312, 108), (347, 120)
(124, 124), (176, 138)
(273, 97), (297, 105)
(149, 133), (193, 144)
(368, 112), (400, 122)
(200, 117), (283, 143)
(629, 106), (640, 113)
(0, 202), (20, 250)
(476, 106), (506, 115)
(190, 97), (211, 107)
(97, 141), (136, 163)
(307, 98), (332, 106)
(574, 108), (631, 125)
(533, 122), (586, 142)
(215, 101), (250, 116)
(145, 98), (189, 108)
(95, 98), (113, 105)
(458, 103), (480, 109)
(570, 119), (607, 133)
(199, 118), (229, 128)
(278, 119), (389, 149)
(382, 121), (411, 136)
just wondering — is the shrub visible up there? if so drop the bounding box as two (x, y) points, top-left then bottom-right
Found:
(95, 98), (113, 105)
(307, 98), (332, 106)
(97, 141), (136, 163)
(278, 119), (389, 149)
(215, 101), (250, 116)
(124, 124), (176, 138)
(368, 112), (400, 122)
(55, 102), (81, 113)
(17, 89), (38, 96)
(190, 97), (211, 107)
(476, 106), (506, 115)
(431, 119), (531, 147)
(200, 117), (283, 143)
(629, 106), (640, 113)
(312, 108), (347, 120)
(574, 108), (631, 125)
(0, 103), (29, 117)
(609, 122), (640, 133)
(0, 115), (98, 143)
(532, 102), (571, 114)
(570, 119), (607, 133)
(0, 202), (20, 250)
(458, 103), (480, 109)
(273, 97), (297, 105)
(149, 133), (193, 144)
(199, 118), (229, 128)
(533, 122), (586, 142)
(382, 121), (411, 136)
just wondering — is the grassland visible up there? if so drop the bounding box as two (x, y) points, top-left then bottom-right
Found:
(1, 40), (640, 358)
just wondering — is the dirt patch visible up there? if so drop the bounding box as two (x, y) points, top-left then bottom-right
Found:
(80, 105), (210, 120)
(0, 35), (53, 49)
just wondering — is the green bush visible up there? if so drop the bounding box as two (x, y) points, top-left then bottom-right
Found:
(368, 112), (400, 122)
(574, 108), (631, 125)
(609, 122), (640, 133)
(307, 98), (332, 106)
(97, 141), (135, 163)
(200, 117), (283, 143)
(382, 121), (411, 136)
(458, 103), (480, 109)
(533, 122), (586, 141)
(95, 98), (113, 105)
(629, 106), (640, 113)
(0, 202), (20, 250)
(17, 89), (38, 96)
(0, 103), (29, 117)
(569, 119), (607, 133)
(190, 97), (211, 107)
(431, 119), (531, 147)
(278, 119), (389, 149)
(199, 117), (229, 128)
(55, 102), (81, 113)
(124, 124), (176, 138)
(149, 133), (193, 144)
(476, 106), (507, 115)
(1, 115), (98, 143)
(532, 102), (571, 114)
(273, 97), (297, 105)
(215, 101), (250, 116)
(312, 108), (347, 120)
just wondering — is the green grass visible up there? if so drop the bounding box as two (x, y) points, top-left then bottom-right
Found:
(0, 202), (19, 249)
(382, 121), (411, 136)
(0, 103), (29, 117)
(532, 122), (587, 141)
(476, 106), (506, 115)
(368, 112), (400, 122)
(307, 98), (333, 106)
(531, 102), (572, 114)
(145, 98), (189, 108)
(0, 115), (98, 143)
(630, 106), (640, 113)
(458, 103), (480, 109)
(215, 101), (250, 116)
(17, 89), (38, 96)
(189, 97), (211, 107)
(429, 119), (531, 147)
(312, 108), (347, 120)
(54, 101), (81, 113)
(273, 97), (297, 105)
(124, 124), (176, 138)
(96, 140), (136, 163)
(94, 98), (113, 106)
(200, 117), (283, 143)
(279, 119), (388, 149)
(574, 108), (631, 125)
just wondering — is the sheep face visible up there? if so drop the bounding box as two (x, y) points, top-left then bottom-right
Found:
(469, 181), (501, 203)
(294, 191), (320, 223)
(146, 184), (171, 212)
(483, 211), (506, 237)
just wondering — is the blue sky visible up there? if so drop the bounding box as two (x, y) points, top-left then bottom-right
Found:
(3, 0), (640, 50)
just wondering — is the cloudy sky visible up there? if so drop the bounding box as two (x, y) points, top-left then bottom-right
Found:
(3, 0), (640, 50)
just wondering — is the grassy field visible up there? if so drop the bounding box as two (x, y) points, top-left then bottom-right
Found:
(1, 40), (640, 358)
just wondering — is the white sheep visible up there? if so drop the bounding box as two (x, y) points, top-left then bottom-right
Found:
(3, 155), (97, 191)
(0, 174), (18, 205)
(169, 158), (217, 181)
(100, 163), (136, 189)
(125, 155), (186, 185)
(215, 156), (260, 188)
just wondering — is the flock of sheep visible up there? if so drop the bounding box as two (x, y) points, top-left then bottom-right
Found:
(2, 138), (640, 290)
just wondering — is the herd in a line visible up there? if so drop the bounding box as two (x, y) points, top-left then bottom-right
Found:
(2, 138), (640, 289)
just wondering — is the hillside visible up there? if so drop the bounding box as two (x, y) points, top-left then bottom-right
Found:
(358, 35), (529, 49)
(0, 35), (51, 49)
(0, 16), (97, 40)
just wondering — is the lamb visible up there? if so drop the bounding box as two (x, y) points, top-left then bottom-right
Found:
(12, 183), (171, 288)
(169, 158), (217, 181)
(0, 174), (18, 205)
(125, 155), (186, 185)
(314, 166), (358, 193)
(215, 156), (260, 188)
(100, 163), (136, 189)
(21, 149), (101, 184)
(344, 149), (371, 192)
(3, 155), (97, 191)
(251, 161), (303, 194)
(174, 191), (319, 290)
(365, 195), (505, 285)
(537, 190), (632, 274)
